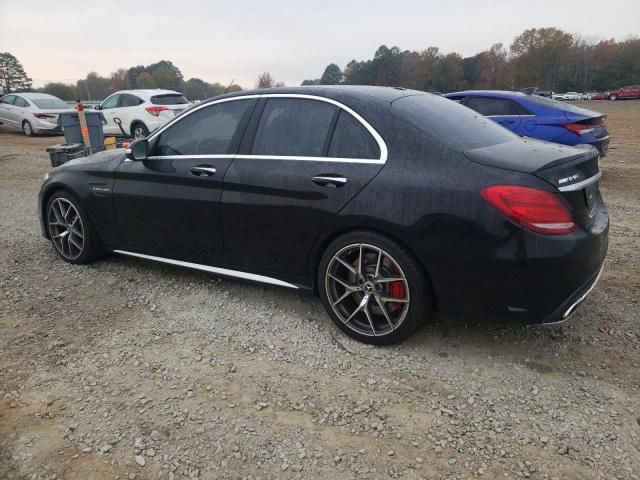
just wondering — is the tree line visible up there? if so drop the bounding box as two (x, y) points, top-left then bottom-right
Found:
(305, 28), (640, 93)
(1, 27), (638, 101)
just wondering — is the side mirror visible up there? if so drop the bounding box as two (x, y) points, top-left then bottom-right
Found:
(94, 104), (101, 110)
(126, 138), (148, 161)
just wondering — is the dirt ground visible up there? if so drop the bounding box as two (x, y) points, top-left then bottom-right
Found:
(1, 100), (639, 480)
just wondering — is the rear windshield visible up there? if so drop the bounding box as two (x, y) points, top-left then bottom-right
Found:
(151, 94), (189, 105)
(32, 98), (70, 109)
(526, 94), (596, 115)
(394, 94), (516, 150)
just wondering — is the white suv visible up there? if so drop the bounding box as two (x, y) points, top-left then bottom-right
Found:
(96, 89), (191, 138)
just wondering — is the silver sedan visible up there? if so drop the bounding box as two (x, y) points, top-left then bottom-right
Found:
(0, 92), (74, 136)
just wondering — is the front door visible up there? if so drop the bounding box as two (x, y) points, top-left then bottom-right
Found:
(99, 94), (121, 135)
(221, 97), (385, 278)
(113, 98), (256, 266)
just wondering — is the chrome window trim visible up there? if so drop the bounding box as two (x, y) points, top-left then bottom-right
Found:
(146, 93), (388, 164)
(558, 171), (602, 192)
(234, 154), (383, 164)
(486, 114), (536, 118)
(114, 250), (299, 289)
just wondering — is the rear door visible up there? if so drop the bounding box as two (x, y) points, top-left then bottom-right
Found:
(113, 98), (256, 265)
(221, 96), (385, 278)
(118, 93), (144, 134)
(465, 96), (523, 132)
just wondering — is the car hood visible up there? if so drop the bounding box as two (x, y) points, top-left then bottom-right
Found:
(61, 148), (126, 170)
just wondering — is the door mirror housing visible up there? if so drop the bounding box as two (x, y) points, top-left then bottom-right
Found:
(126, 138), (148, 161)
(94, 104), (101, 110)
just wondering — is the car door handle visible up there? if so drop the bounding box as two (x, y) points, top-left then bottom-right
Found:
(190, 165), (217, 177)
(312, 175), (347, 187)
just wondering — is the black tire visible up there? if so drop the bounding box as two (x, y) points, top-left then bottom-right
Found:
(609, 95), (617, 101)
(46, 191), (103, 264)
(318, 230), (432, 345)
(131, 122), (149, 139)
(22, 120), (34, 136)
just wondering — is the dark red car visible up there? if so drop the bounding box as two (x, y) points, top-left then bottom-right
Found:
(606, 85), (640, 100)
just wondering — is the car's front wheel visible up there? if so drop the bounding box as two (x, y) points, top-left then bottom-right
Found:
(318, 231), (432, 345)
(46, 191), (103, 264)
(609, 94), (617, 101)
(22, 120), (34, 136)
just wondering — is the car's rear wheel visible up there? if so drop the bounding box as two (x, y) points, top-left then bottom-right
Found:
(132, 122), (149, 139)
(46, 191), (103, 264)
(22, 120), (34, 136)
(318, 231), (432, 345)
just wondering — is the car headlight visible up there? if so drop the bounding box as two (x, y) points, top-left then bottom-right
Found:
(43, 172), (50, 182)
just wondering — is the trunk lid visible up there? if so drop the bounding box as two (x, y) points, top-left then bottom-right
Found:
(464, 137), (595, 173)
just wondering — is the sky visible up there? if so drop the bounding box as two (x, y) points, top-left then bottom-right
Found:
(1, 0), (639, 89)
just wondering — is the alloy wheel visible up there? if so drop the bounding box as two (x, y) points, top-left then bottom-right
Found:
(47, 198), (85, 260)
(325, 243), (410, 337)
(133, 125), (147, 139)
(23, 121), (33, 136)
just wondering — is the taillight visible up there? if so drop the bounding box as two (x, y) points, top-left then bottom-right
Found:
(480, 185), (576, 235)
(145, 105), (168, 116)
(33, 113), (55, 119)
(563, 123), (595, 136)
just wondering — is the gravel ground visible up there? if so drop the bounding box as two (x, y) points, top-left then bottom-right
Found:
(1, 100), (639, 480)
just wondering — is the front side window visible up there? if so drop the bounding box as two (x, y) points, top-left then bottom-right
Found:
(154, 100), (252, 156)
(0, 95), (16, 105)
(252, 98), (336, 157)
(466, 97), (519, 116)
(328, 110), (380, 159)
(101, 95), (120, 109)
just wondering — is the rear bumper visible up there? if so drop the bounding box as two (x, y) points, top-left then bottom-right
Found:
(416, 206), (609, 325)
(591, 135), (610, 157)
(541, 263), (604, 324)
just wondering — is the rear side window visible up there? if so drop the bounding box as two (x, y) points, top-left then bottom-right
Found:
(151, 94), (189, 105)
(155, 100), (252, 156)
(466, 97), (519, 116)
(252, 98), (336, 157)
(14, 97), (29, 108)
(328, 110), (380, 159)
(395, 94), (516, 150)
(120, 94), (144, 107)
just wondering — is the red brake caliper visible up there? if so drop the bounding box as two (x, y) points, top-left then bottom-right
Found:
(389, 281), (406, 310)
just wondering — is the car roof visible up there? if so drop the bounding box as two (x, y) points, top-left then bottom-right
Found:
(113, 89), (182, 96)
(444, 90), (529, 99)
(207, 85), (424, 105)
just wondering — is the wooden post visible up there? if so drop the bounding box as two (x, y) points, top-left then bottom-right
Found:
(76, 101), (92, 149)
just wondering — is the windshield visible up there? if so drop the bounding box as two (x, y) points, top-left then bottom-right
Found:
(394, 93), (516, 150)
(32, 98), (70, 109)
(151, 94), (190, 105)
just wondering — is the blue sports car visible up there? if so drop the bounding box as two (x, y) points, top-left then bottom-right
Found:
(444, 91), (610, 156)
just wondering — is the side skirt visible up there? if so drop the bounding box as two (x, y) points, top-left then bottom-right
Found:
(113, 250), (300, 289)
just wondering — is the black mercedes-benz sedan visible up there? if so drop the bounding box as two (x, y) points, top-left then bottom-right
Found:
(38, 86), (608, 345)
